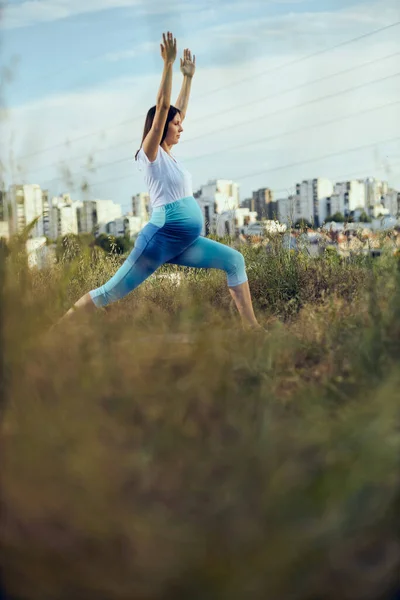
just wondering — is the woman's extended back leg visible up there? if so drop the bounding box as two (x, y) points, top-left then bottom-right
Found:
(57, 225), (169, 325)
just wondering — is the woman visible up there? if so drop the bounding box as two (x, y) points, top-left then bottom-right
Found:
(60, 32), (262, 330)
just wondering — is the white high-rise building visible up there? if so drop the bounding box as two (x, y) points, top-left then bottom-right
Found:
(106, 216), (143, 239)
(106, 217), (125, 238)
(132, 192), (150, 224)
(382, 189), (399, 217)
(124, 216), (143, 237)
(334, 180), (366, 213)
(6, 184), (50, 238)
(78, 199), (122, 234)
(215, 207), (257, 237)
(196, 179), (240, 235)
(326, 194), (345, 218)
(50, 194), (82, 239)
(201, 179), (240, 214)
(42, 189), (50, 237)
(359, 178), (388, 209)
(277, 197), (296, 225)
(293, 179), (333, 226)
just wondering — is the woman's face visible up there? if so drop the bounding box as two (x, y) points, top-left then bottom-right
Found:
(166, 113), (183, 145)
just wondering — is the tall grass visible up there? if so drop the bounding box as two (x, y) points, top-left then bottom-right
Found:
(1, 234), (400, 600)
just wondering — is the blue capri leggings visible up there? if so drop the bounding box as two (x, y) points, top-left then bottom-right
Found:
(89, 195), (248, 308)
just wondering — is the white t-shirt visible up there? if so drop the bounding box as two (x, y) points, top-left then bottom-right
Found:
(137, 145), (193, 209)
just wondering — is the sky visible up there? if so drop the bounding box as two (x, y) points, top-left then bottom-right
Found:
(0, 0), (399, 214)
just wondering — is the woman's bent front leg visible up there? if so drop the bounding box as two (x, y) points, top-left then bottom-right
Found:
(166, 236), (260, 327)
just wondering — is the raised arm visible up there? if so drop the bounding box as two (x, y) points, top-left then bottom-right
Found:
(142, 32), (177, 163)
(175, 48), (196, 122)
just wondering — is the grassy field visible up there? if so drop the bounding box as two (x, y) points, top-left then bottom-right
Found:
(1, 233), (400, 600)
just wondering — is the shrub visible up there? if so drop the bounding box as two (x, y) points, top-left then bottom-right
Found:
(1, 235), (400, 600)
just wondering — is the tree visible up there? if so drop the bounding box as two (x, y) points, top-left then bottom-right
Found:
(55, 232), (95, 262)
(294, 218), (312, 229)
(117, 234), (134, 254)
(94, 234), (133, 255)
(359, 211), (372, 223)
(330, 212), (345, 223)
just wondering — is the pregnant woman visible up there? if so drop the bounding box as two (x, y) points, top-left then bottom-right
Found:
(60, 32), (262, 330)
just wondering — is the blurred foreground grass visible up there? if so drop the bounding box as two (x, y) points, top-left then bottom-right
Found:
(1, 234), (400, 600)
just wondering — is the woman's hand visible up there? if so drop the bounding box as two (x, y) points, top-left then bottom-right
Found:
(160, 31), (177, 64)
(180, 48), (196, 78)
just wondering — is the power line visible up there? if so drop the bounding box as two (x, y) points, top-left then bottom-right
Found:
(45, 156), (400, 209)
(37, 95), (400, 190)
(234, 135), (400, 182)
(194, 20), (400, 99)
(16, 115), (141, 162)
(32, 69), (400, 186)
(0, 1), (30, 6)
(185, 99), (400, 163)
(15, 19), (400, 161)
(264, 158), (400, 201)
(19, 50), (400, 174)
(184, 70), (400, 145)
(317, 158), (400, 188)
(7, 0), (395, 92)
(1, 7), (144, 87)
(40, 134), (400, 200)
(188, 51), (400, 129)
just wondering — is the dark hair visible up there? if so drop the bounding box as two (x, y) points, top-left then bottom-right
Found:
(134, 105), (181, 160)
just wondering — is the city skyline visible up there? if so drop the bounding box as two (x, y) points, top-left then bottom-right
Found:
(2, 172), (398, 242)
(0, 0), (399, 214)
(1, 172), (398, 267)
(2, 170), (399, 215)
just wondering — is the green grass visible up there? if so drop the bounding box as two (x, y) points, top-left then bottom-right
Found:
(1, 234), (400, 600)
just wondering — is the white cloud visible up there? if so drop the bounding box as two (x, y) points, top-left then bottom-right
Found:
(218, 0), (310, 11)
(1, 0), (141, 29)
(1, 0), (400, 210)
(0, 0), (208, 29)
(199, 0), (400, 44)
(169, 0), (399, 77)
(134, 1), (206, 16)
(104, 41), (159, 62)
